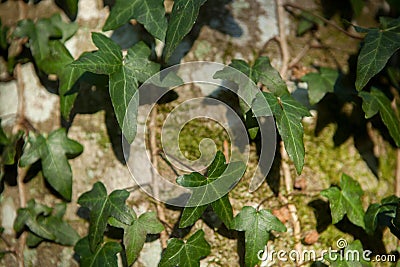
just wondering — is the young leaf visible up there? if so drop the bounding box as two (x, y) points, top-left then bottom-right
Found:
(159, 230), (211, 267)
(75, 237), (122, 267)
(176, 151), (242, 228)
(14, 200), (79, 246)
(301, 67), (339, 104)
(359, 88), (400, 147)
(103, 0), (167, 41)
(325, 240), (371, 266)
(231, 206), (287, 267)
(109, 210), (164, 266)
(38, 40), (84, 119)
(164, 0), (208, 61)
(321, 174), (365, 229)
(19, 129), (83, 201)
(355, 17), (400, 91)
(263, 92), (311, 174)
(77, 182), (134, 251)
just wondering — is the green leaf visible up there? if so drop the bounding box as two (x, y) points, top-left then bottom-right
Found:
(55, 0), (79, 21)
(350, 0), (365, 17)
(359, 88), (400, 147)
(19, 129), (83, 201)
(231, 206), (287, 267)
(109, 210), (163, 266)
(159, 230), (211, 267)
(264, 92), (311, 174)
(77, 182), (133, 252)
(38, 40), (84, 119)
(325, 240), (371, 266)
(70, 32), (122, 74)
(355, 17), (400, 91)
(0, 19), (9, 50)
(321, 174), (365, 229)
(75, 237), (122, 267)
(176, 151), (241, 228)
(364, 196), (399, 234)
(103, 0), (167, 41)
(297, 12), (324, 36)
(14, 200), (79, 246)
(13, 14), (77, 61)
(301, 67), (339, 104)
(164, 0), (208, 61)
(254, 57), (289, 97)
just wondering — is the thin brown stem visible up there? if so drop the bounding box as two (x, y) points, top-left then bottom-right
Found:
(149, 107), (169, 248)
(284, 3), (363, 40)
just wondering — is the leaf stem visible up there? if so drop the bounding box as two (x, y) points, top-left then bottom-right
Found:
(284, 3), (364, 40)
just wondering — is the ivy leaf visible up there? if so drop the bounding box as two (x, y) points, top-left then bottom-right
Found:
(109, 210), (164, 266)
(103, 0), (167, 41)
(355, 17), (400, 91)
(364, 196), (399, 234)
(159, 230), (211, 267)
(164, 0), (208, 61)
(19, 128), (83, 201)
(214, 57), (289, 114)
(72, 34), (159, 142)
(264, 92), (311, 174)
(55, 0), (79, 21)
(321, 174), (365, 229)
(297, 11), (324, 36)
(359, 87), (400, 147)
(14, 200), (79, 246)
(75, 237), (122, 267)
(70, 32), (122, 75)
(301, 67), (339, 104)
(13, 14), (77, 61)
(77, 182), (134, 251)
(325, 240), (371, 266)
(176, 151), (242, 228)
(38, 40), (84, 119)
(231, 206), (287, 267)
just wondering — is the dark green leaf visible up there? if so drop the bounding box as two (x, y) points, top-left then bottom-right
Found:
(231, 206), (287, 267)
(254, 56), (289, 96)
(164, 0), (207, 61)
(301, 67), (339, 104)
(355, 17), (400, 91)
(159, 230), (211, 267)
(14, 200), (79, 246)
(77, 182), (133, 251)
(364, 195), (399, 234)
(264, 92), (310, 174)
(321, 174), (365, 229)
(176, 151), (241, 228)
(75, 237), (122, 267)
(38, 40), (84, 119)
(103, 0), (167, 41)
(325, 240), (371, 266)
(70, 32), (122, 74)
(350, 0), (364, 17)
(109, 210), (163, 266)
(55, 0), (79, 21)
(359, 88), (400, 147)
(19, 129), (83, 201)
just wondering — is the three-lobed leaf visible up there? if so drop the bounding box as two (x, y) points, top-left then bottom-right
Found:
(355, 17), (400, 91)
(103, 0), (167, 41)
(321, 174), (365, 229)
(77, 182), (134, 251)
(159, 230), (211, 267)
(19, 128), (83, 201)
(301, 67), (339, 105)
(264, 92), (311, 174)
(231, 206), (287, 267)
(109, 210), (164, 266)
(359, 87), (400, 147)
(176, 151), (242, 228)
